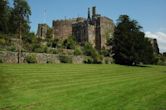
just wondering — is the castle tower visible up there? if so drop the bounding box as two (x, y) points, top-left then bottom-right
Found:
(88, 8), (91, 20)
(92, 6), (96, 18)
(37, 24), (49, 39)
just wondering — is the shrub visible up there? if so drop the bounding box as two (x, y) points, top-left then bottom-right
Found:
(0, 38), (5, 45)
(26, 54), (37, 63)
(83, 42), (93, 56)
(157, 55), (166, 65)
(52, 39), (62, 48)
(63, 36), (76, 49)
(100, 48), (110, 57)
(47, 60), (53, 64)
(74, 47), (82, 56)
(8, 46), (17, 52)
(33, 45), (47, 53)
(59, 55), (72, 63)
(93, 54), (103, 64)
(84, 57), (93, 64)
(0, 59), (3, 63)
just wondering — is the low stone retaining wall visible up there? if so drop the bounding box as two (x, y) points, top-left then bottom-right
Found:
(0, 51), (84, 64)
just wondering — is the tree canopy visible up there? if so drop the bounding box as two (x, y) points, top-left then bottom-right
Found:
(112, 15), (155, 65)
(9, 0), (31, 34)
(0, 0), (31, 34)
(0, 0), (11, 33)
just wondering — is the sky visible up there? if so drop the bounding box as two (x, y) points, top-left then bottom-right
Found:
(9, 0), (166, 52)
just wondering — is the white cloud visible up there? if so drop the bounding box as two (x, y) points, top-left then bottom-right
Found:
(145, 32), (166, 53)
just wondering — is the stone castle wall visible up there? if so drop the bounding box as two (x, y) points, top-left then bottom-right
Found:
(0, 51), (85, 64)
(52, 19), (76, 40)
(72, 22), (87, 44)
(37, 24), (49, 39)
(37, 7), (115, 50)
(99, 17), (115, 49)
(149, 38), (160, 54)
(87, 24), (96, 47)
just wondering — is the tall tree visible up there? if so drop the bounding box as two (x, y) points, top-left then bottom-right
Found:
(9, 0), (31, 34)
(0, 0), (10, 33)
(112, 15), (154, 65)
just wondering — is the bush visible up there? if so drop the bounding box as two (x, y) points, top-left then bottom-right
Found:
(100, 48), (110, 57)
(0, 38), (5, 45)
(74, 47), (82, 56)
(82, 42), (103, 64)
(157, 55), (166, 65)
(84, 57), (93, 64)
(63, 36), (76, 49)
(51, 39), (62, 48)
(33, 45), (47, 53)
(93, 54), (103, 64)
(83, 42), (93, 56)
(59, 55), (72, 63)
(47, 60), (53, 64)
(0, 59), (3, 63)
(26, 54), (37, 63)
(8, 46), (17, 52)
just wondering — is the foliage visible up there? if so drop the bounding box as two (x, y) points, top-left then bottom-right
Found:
(59, 55), (72, 63)
(25, 54), (37, 63)
(0, 0), (11, 34)
(83, 42), (103, 64)
(33, 45), (47, 53)
(0, 37), (6, 45)
(84, 57), (94, 64)
(8, 46), (17, 52)
(50, 39), (62, 48)
(9, 0), (31, 34)
(157, 54), (166, 65)
(100, 48), (110, 57)
(74, 46), (82, 56)
(0, 58), (3, 63)
(23, 32), (36, 44)
(112, 15), (155, 65)
(63, 36), (76, 49)
(83, 42), (94, 56)
(46, 48), (58, 54)
(46, 60), (53, 64)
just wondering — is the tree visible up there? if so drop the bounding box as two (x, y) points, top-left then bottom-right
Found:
(63, 36), (76, 49)
(9, 0), (31, 34)
(112, 15), (154, 65)
(83, 42), (103, 64)
(0, 0), (10, 33)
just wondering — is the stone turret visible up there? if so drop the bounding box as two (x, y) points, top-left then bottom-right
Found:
(88, 8), (91, 20)
(36, 7), (115, 50)
(72, 7), (115, 50)
(92, 6), (96, 18)
(37, 24), (49, 39)
(52, 19), (77, 40)
(149, 38), (160, 54)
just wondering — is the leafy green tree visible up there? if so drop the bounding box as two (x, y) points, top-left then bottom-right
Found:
(0, 0), (10, 33)
(83, 42), (103, 64)
(74, 46), (82, 55)
(112, 15), (154, 65)
(9, 0), (31, 34)
(63, 36), (76, 49)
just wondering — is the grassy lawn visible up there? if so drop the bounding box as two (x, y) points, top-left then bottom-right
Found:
(0, 64), (166, 110)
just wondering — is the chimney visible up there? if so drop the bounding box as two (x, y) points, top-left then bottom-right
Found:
(88, 8), (91, 19)
(92, 6), (96, 17)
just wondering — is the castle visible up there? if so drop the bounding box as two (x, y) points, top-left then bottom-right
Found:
(37, 6), (115, 50)
(37, 7), (160, 54)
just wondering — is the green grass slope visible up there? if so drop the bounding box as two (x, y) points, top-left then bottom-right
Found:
(0, 64), (166, 110)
